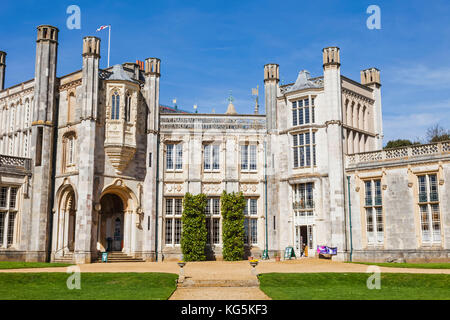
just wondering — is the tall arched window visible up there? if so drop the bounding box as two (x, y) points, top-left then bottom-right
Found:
(111, 92), (120, 120)
(125, 93), (131, 122)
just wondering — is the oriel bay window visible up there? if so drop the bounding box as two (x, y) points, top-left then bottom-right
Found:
(0, 186), (19, 248)
(166, 143), (183, 171)
(364, 180), (384, 245)
(244, 198), (258, 245)
(293, 131), (316, 168)
(205, 198), (221, 245)
(164, 198), (183, 245)
(417, 174), (441, 244)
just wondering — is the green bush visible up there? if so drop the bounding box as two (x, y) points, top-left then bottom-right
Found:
(221, 191), (246, 261)
(181, 193), (208, 261)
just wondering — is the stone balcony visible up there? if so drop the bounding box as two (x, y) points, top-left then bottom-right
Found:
(346, 141), (450, 169)
(0, 154), (32, 175)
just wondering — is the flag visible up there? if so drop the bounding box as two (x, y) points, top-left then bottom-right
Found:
(96, 25), (109, 32)
(252, 87), (259, 96)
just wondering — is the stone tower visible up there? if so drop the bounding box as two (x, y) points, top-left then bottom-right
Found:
(143, 57), (161, 261)
(74, 36), (101, 264)
(0, 51), (6, 91)
(264, 64), (279, 132)
(322, 47), (347, 260)
(28, 25), (59, 262)
(361, 68), (383, 150)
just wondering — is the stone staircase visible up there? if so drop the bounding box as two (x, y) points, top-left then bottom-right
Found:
(53, 253), (74, 264)
(97, 252), (145, 263)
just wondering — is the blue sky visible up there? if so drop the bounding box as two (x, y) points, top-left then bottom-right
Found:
(1, 0), (450, 144)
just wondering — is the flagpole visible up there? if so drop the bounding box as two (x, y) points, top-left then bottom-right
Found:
(108, 25), (111, 68)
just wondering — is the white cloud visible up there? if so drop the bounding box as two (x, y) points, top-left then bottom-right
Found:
(387, 64), (450, 88)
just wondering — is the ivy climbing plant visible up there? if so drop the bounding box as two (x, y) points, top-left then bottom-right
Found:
(181, 193), (208, 261)
(221, 191), (246, 261)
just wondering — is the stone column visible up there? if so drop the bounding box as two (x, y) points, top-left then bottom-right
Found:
(322, 47), (347, 261)
(28, 25), (59, 262)
(142, 58), (160, 261)
(74, 36), (100, 264)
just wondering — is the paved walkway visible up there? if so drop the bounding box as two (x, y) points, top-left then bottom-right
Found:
(2, 259), (449, 300)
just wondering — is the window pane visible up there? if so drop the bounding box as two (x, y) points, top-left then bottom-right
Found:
(165, 199), (173, 216)
(9, 187), (18, 209)
(175, 199), (183, 216)
(250, 199), (257, 215)
(165, 219), (173, 244)
(204, 145), (211, 170)
(7, 212), (15, 246)
(166, 144), (174, 170)
(250, 219), (258, 244)
(176, 144), (183, 170)
(0, 187), (7, 208)
(213, 198), (220, 216)
(241, 145), (248, 170)
(249, 145), (257, 170)
(174, 219), (182, 244)
(0, 213), (5, 246)
(212, 145), (220, 170)
(213, 219), (220, 244)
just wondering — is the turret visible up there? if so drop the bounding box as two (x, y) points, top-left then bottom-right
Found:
(29, 25), (59, 261)
(361, 67), (383, 149)
(0, 51), (6, 91)
(144, 58), (161, 132)
(81, 36), (100, 119)
(264, 63), (279, 132)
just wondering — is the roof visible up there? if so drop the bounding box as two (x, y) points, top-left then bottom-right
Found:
(104, 64), (139, 83)
(284, 70), (323, 93)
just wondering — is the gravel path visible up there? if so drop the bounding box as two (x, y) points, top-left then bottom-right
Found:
(1, 258), (449, 275)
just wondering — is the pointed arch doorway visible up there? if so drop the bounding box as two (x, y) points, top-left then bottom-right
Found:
(98, 194), (125, 252)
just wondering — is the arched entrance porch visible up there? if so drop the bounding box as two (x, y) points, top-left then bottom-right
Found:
(96, 184), (139, 256)
(98, 194), (124, 252)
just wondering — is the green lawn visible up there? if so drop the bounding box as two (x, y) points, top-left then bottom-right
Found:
(259, 273), (450, 300)
(0, 261), (73, 270)
(348, 262), (450, 269)
(0, 273), (178, 300)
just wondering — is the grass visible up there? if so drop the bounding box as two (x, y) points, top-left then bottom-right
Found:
(0, 261), (74, 270)
(259, 273), (450, 300)
(348, 262), (450, 269)
(0, 273), (178, 300)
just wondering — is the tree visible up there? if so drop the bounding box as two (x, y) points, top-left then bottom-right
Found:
(426, 124), (450, 143)
(384, 139), (420, 149)
(181, 193), (208, 261)
(221, 191), (246, 261)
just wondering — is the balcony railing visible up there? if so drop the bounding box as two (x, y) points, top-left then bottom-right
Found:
(0, 155), (32, 172)
(346, 141), (450, 166)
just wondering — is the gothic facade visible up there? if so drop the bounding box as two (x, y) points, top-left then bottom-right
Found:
(0, 25), (448, 264)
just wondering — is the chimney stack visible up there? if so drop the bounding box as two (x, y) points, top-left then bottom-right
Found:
(0, 51), (6, 91)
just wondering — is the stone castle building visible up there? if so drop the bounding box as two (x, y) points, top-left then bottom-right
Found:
(0, 25), (448, 264)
